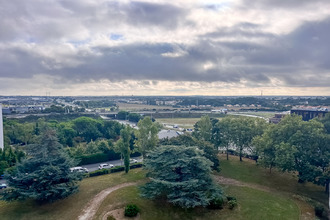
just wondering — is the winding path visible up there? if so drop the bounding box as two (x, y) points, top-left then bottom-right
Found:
(78, 176), (315, 220)
(78, 182), (138, 220)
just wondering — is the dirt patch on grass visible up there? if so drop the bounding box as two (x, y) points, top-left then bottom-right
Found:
(102, 208), (140, 220)
(78, 182), (138, 220)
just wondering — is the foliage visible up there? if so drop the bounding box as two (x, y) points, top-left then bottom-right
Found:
(140, 145), (223, 208)
(1, 130), (82, 203)
(228, 199), (237, 209)
(207, 196), (224, 209)
(124, 204), (140, 217)
(254, 115), (330, 190)
(115, 126), (132, 173)
(135, 117), (159, 158)
(214, 117), (267, 161)
(193, 115), (212, 142)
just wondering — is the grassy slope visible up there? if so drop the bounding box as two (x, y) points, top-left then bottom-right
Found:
(0, 169), (146, 220)
(219, 154), (327, 206)
(94, 184), (299, 220)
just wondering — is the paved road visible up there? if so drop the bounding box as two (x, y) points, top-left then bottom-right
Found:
(0, 156), (143, 185)
(81, 156), (142, 172)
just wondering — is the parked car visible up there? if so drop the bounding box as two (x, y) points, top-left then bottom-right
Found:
(70, 167), (89, 173)
(130, 159), (138, 164)
(0, 183), (7, 189)
(98, 163), (114, 169)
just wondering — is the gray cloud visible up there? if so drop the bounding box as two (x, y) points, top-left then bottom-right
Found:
(1, 0), (330, 95)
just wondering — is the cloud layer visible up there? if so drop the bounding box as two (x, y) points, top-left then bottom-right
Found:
(1, 0), (330, 95)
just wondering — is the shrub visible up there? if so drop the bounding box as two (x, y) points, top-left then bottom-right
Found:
(226, 196), (237, 201)
(314, 204), (325, 218)
(208, 196), (224, 209)
(228, 200), (237, 210)
(110, 166), (125, 173)
(89, 169), (109, 177)
(124, 204), (140, 217)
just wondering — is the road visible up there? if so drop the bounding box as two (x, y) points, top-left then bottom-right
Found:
(81, 156), (142, 172)
(0, 156), (143, 185)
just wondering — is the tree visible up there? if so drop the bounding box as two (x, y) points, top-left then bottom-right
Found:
(115, 126), (132, 173)
(135, 117), (159, 158)
(140, 145), (223, 208)
(213, 117), (233, 160)
(193, 115), (212, 142)
(229, 117), (266, 161)
(1, 130), (82, 203)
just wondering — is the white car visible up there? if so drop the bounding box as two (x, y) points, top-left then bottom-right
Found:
(130, 159), (138, 164)
(98, 163), (114, 169)
(70, 167), (89, 173)
(0, 183), (7, 189)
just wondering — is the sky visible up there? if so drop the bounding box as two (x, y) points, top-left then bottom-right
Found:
(1, 0), (330, 96)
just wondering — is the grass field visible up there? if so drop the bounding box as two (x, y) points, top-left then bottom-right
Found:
(117, 103), (176, 111)
(94, 184), (299, 220)
(0, 155), (326, 220)
(219, 154), (327, 206)
(0, 169), (146, 220)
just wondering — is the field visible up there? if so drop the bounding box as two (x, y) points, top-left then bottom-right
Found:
(117, 103), (176, 111)
(0, 155), (327, 220)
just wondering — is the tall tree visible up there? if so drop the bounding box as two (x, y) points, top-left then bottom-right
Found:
(115, 126), (132, 173)
(213, 117), (233, 160)
(135, 117), (159, 158)
(1, 129), (82, 203)
(193, 115), (212, 142)
(140, 145), (223, 208)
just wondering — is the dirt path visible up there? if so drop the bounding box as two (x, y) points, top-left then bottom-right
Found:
(213, 175), (315, 220)
(78, 182), (138, 220)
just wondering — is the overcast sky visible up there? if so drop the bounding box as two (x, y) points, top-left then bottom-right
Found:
(1, 0), (330, 96)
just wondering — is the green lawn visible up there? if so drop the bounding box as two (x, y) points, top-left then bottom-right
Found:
(0, 155), (325, 220)
(0, 169), (146, 220)
(94, 184), (299, 220)
(219, 154), (327, 206)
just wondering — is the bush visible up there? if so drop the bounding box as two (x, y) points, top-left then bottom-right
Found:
(89, 169), (109, 177)
(314, 204), (325, 218)
(208, 196), (224, 209)
(124, 204), (140, 217)
(228, 200), (237, 210)
(226, 196), (237, 201)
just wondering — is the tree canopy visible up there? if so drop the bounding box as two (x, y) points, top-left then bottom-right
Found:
(140, 145), (223, 208)
(1, 130), (82, 203)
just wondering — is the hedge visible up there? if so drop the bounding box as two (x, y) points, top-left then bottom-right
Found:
(88, 163), (143, 177)
(77, 151), (141, 165)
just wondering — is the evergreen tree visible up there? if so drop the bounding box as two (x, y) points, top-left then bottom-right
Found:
(140, 145), (223, 208)
(1, 129), (82, 203)
(115, 126), (132, 173)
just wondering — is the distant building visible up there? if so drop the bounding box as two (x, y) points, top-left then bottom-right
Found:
(290, 108), (328, 121)
(269, 113), (287, 124)
(158, 130), (181, 139)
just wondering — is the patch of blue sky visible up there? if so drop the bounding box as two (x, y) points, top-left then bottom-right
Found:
(68, 39), (91, 47)
(110, 33), (124, 41)
(202, 1), (231, 11)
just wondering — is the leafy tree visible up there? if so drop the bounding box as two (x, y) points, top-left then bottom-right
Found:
(1, 130), (82, 203)
(229, 117), (266, 161)
(140, 145), (223, 208)
(213, 117), (233, 160)
(115, 126), (132, 173)
(135, 117), (159, 158)
(193, 115), (212, 142)
(72, 117), (102, 142)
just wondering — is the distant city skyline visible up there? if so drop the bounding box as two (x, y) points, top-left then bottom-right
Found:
(1, 0), (330, 96)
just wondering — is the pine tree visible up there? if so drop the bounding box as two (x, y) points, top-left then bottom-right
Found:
(140, 145), (223, 208)
(1, 129), (82, 203)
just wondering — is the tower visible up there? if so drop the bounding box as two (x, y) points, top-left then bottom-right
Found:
(0, 104), (3, 150)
